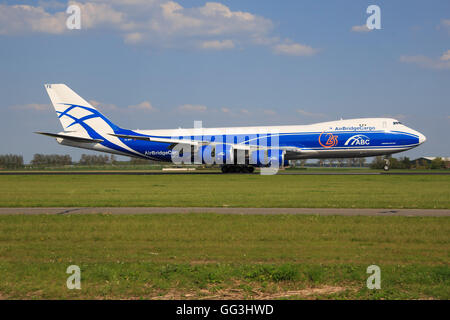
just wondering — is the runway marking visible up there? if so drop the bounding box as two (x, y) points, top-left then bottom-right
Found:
(57, 208), (81, 215)
(0, 207), (448, 216)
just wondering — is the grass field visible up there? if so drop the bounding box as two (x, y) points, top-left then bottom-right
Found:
(0, 214), (448, 299)
(0, 174), (448, 299)
(0, 174), (448, 208)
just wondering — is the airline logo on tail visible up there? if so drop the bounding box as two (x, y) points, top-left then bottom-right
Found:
(344, 134), (370, 146)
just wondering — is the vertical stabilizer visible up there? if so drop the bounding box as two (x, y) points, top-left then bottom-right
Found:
(44, 84), (119, 134)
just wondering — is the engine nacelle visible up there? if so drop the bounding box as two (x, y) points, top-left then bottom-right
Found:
(250, 149), (288, 167)
(198, 144), (234, 164)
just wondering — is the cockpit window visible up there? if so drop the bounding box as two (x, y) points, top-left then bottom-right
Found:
(393, 121), (402, 125)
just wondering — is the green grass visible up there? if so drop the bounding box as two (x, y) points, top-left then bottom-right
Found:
(0, 174), (448, 208)
(0, 214), (448, 299)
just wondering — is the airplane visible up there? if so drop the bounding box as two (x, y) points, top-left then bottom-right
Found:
(36, 84), (426, 173)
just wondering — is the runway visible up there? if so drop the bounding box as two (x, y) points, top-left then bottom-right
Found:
(0, 207), (449, 216)
(0, 171), (448, 175)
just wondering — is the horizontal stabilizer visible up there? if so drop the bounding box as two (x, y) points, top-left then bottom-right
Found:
(34, 132), (103, 143)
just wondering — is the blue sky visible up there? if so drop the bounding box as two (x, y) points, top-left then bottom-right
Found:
(1, 0), (449, 162)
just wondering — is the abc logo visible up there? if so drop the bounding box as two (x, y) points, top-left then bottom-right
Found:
(344, 135), (370, 146)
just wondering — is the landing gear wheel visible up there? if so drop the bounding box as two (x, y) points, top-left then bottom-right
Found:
(241, 166), (249, 173)
(383, 158), (391, 171)
(221, 165), (255, 174)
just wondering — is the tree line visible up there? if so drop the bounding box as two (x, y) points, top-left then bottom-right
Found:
(370, 156), (447, 169)
(31, 154), (72, 167)
(0, 153), (448, 169)
(0, 154), (24, 169)
(0, 153), (117, 168)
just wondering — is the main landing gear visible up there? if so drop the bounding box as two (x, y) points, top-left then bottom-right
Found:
(383, 158), (390, 171)
(221, 165), (255, 174)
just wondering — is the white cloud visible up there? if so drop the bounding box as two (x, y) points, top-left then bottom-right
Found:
(200, 39), (234, 50)
(0, 1), (317, 56)
(273, 42), (318, 56)
(124, 32), (144, 44)
(400, 53), (450, 70)
(0, 4), (66, 35)
(38, 0), (68, 10)
(440, 50), (450, 61)
(128, 101), (157, 111)
(351, 24), (371, 33)
(72, 1), (125, 30)
(177, 104), (207, 113)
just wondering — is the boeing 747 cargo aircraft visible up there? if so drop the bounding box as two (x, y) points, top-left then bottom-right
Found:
(36, 84), (426, 173)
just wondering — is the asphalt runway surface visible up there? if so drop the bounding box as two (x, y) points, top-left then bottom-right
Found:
(0, 171), (448, 175)
(0, 207), (448, 216)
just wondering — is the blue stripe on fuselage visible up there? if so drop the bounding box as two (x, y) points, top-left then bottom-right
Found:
(115, 130), (419, 161)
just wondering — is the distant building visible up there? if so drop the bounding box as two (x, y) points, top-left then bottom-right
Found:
(412, 157), (450, 168)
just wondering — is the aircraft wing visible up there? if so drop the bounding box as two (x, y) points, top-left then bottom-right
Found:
(109, 133), (315, 155)
(109, 133), (208, 147)
(109, 133), (279, 151)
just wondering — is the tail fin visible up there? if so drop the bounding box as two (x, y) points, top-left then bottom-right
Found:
(44, 84), (120, 134)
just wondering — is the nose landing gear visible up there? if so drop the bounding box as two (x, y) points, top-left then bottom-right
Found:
(383, 158), (390, 171)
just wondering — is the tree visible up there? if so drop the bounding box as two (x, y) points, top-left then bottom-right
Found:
(130, 157), (150, 165)
(358, 158), (366, 168)
(370, 156), (385, 169)
(31, 154), (72, 167)
(79, 154), (109, 166)
(400, 157), (411, 169)
(0, 154), (24, 169)
(431, 157), (444, 169)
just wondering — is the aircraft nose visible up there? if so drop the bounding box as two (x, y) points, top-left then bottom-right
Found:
(418, 132), (427, 144)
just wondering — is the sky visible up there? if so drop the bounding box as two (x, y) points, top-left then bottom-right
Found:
(0, 0), (449, 163)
